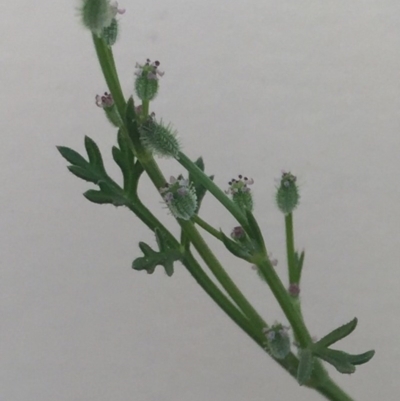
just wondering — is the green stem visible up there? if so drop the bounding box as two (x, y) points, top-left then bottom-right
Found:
(192, 215), (223, 240)
(180, 220), (266, 331)
(127, 198), (254, 334)
(285, 213), (297, 284)
(92, 35), (126, 115)
(315, 378), (356, 401)
(142, 100), (150, 119)
(256, 258), (312, 348)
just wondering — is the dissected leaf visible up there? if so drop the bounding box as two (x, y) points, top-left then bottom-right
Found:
(58, 138), (127, 206)
(67, 165), (100, 184)
(85, 136), (107, 174)
(314, 318), (358, 349)
(220, 230), (253, 261)
(57, 146), (88, 168)
(345, 350), (375, 366)
(84, 189), (117, 204)
(245, 209), (265, 251)
(132, 229), (181, 276)
(314, 348), (355, 374)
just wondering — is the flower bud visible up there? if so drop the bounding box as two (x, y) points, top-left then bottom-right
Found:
(263, 324), (291, 359)
(276, 171), (300, 214)
(160, 176), (197, 220)
(226, 175), (254, 212)
(230, 226), (246, 240)
(95, 92), (122, 127)
(140, 116), (181, 158)
(134, 59), (164, 101)
(288, 283), (300, 297)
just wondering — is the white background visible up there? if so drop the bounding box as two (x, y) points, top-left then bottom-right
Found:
(1, 0), (399, 400)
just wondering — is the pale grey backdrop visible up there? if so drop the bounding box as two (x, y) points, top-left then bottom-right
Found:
(1, 0), (399, 400)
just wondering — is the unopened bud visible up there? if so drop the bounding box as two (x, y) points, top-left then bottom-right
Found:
(231, 226), (245, 240)
(95, 92), (122, 127)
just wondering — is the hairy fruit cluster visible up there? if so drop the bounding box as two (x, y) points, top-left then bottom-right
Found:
(160, 176), (197, 220)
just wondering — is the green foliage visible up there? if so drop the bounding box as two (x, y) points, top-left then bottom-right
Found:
(189, 157), (214, 214)
(314, 318), (358, 348)
(132, 229), (182, 276)
(220, 231), (254, 262)
(112, 130), (143, 195)
(309, 318), (375, 374)
(244, 209), (265, 252)
(57, 136), (128, 206)
(124, 97), (141, 145)
(295, 250), (305, 281)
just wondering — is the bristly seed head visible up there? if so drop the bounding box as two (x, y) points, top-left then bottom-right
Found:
(139, 115), (181, 158)
(276, 170), (300, 215)
(134, 59), (164, 101)
(159, 175), (197, 220)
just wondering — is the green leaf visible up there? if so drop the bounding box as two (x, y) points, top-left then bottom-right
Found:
(188, 157), (214, 214)
(57, 146), (88, 168)
(84, 136), (106, 174)
(112, 130), (139, 194)
(314, 348), (355, 374)
(314, 318), (358, 349)
(297, 348), (314, 386)
(67, 165), (100, 184)
(84, 189), (116, 204)
(346, 350), (375, 366)
(125, 97), (141, 144)
(132, 229), (181, 276)
(59, 139), (126, 205)
(295, 250), (305, 281)
(220, 231), (252, 261)
(112, 146), (124, 169)
(245, 209), (265, 251)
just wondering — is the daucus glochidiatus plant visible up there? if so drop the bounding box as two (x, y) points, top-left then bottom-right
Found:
(57, 2), (374, 400)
